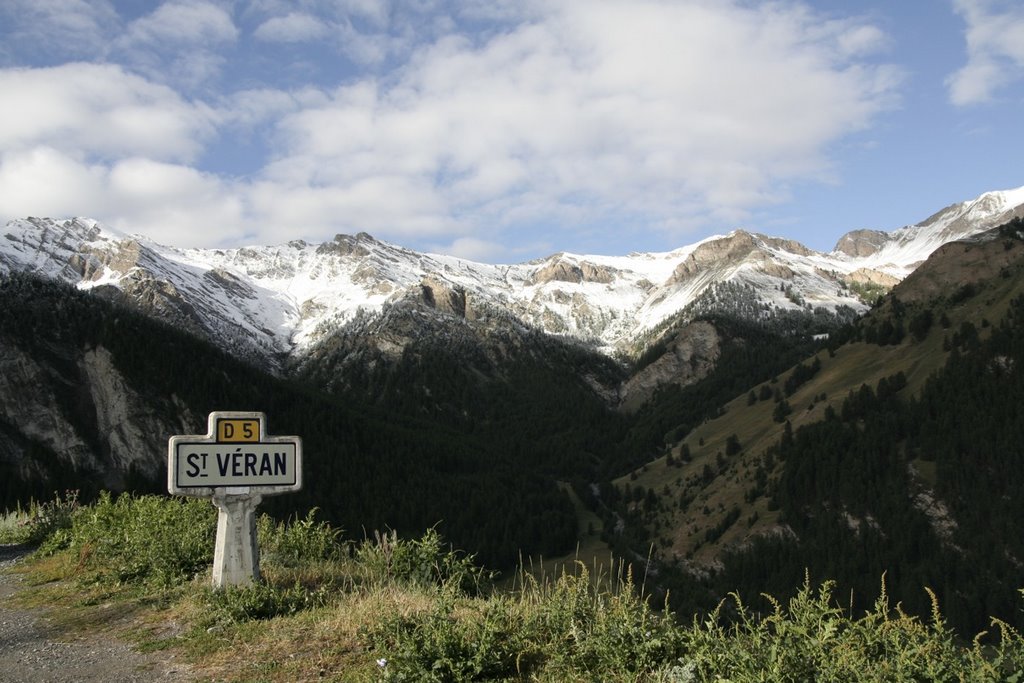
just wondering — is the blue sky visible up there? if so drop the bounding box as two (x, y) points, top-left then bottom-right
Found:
(0, 0), (1021, 262)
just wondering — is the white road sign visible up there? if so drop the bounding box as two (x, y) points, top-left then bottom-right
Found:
(173, 442), (298, 488)
(168, 411), (303, 496)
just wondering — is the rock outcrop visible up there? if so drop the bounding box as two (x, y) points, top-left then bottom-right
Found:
(618, 320), (721, 412)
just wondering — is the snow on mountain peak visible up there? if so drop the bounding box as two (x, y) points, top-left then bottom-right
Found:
(973, 185), (1024, 216)
(830, 185), (1024, 279)
(2, 185), (1022, 364)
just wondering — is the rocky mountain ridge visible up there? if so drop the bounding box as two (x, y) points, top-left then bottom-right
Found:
(2, 187), (1022, 370)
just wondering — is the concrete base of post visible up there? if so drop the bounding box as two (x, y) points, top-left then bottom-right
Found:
(211, 492), (263, 588)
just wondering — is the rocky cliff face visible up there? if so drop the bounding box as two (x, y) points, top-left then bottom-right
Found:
(618, 320), (721, 412)
(0, 339), (195, 491)
(80, 346), (199, 481)
(845, 268), (900, 288)
(529, 256), (619, 285)
(0, 344), (95, 477)
(668, 231), (806, 285)
(420, 276), (470, 318)
(834, 229), (890, 258)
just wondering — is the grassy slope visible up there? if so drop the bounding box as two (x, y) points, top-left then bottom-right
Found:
(6, 505), (1022, 683)
(615, 230), (1024, 568)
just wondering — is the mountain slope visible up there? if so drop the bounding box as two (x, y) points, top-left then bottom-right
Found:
(603, 217), (1024, 633)
(0, 272), (599, 567)
(3, 187), (1021, 369)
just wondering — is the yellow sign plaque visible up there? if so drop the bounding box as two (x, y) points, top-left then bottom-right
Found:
(216, 418), (260, 442)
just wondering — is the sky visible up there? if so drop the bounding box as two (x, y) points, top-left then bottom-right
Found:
(0, 0), (1022, 263)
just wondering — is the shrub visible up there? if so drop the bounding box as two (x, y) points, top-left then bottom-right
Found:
(201, 581), (329, 624)
(772, 399), (792, 423)
(366, 570), (1024, 682)
(9, 490), (82, 549)
(0, 507), (29, 544)
(257, 508), (346, 567)
(683, 578), (1024, 681)
(355, 528), (490, 594)
(365, 563), (688, 682)
(66, 492), (216, 586)
(367, 590), (530, 682)
(527, 564), (685, 678)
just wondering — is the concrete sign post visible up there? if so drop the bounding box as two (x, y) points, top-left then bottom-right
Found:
(168, 411), (303, 588)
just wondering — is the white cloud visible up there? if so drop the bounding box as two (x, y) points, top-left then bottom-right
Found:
(948, 0), (1024, 105)
(0, 147), (110, 219)
(0, 149), (249, 247)
(334, 23), (397, 65)
(0, 0), (120, 60)
(336, 0), (391, 28)
(225, 87), (323, 130)
(835, 23), (888, 58)
(453, 0), (536, 23)
(245, 0), (423, 66)
(106, 158), (247, 243)
(254, 12), (331, 42)
(0, 63), (217, 163)
(111, 0), (239, 88)
(433, 236), (509, 262)
(266, 0), (899, 247)
(247, 175), (456, 243)
(0, 63), (243, 246)
(0, 0), (902, 260)
(120, 0), (239, 48)
(244, 0), (390, 22)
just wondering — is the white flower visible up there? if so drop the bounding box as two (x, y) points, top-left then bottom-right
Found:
(376, 658), (388, 668)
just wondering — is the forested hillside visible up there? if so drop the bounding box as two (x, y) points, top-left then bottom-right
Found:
(600, 219), (1024, 635)
(0, 267), (857, 572)
(292, 297), (637, 483)
(704, 289), (1024, 633)
(0, 272), (612, 567)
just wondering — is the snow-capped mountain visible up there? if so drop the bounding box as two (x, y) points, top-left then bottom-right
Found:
(2, 186), (1022, 366)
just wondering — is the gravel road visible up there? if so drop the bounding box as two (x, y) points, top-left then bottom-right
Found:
(0, 545), (193, 683)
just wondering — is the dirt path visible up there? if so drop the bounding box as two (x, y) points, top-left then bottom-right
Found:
(0, 545), (193, 683)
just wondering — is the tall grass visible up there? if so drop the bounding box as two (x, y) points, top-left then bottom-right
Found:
(8, 492), (1024, 682)
(365, 567), (1024, 682)
(55, 491), (216, 585)
(0, 490), (80, 545)
(0, 504), (31, 544)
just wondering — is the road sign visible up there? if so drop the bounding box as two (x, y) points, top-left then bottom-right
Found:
(167, 411), (304, 587)
(168, 411), (302, 495)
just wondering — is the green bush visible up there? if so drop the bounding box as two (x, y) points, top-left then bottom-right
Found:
(683, 579), (1024, 682)
(0, 507), (29, 544)
(201, 581), (329, 624)
(365, 563), (686, 682)
(355, 528), (490, 594)
(367, 590), (530, 682)
(366, 571), (1024, 682)
(2, 490), (82, 548)
(66, 492), (216, 586)
(19, 491), (1024, 679)
(257, 508), (346, 567)
(526, 563), (685, 678)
